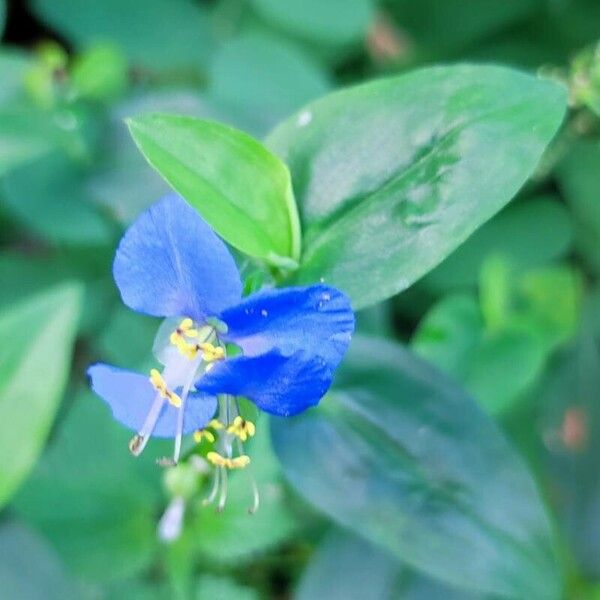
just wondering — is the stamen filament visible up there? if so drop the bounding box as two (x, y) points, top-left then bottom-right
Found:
(129, 392), (165, 456)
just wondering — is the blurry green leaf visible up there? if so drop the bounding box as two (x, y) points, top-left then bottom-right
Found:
(0, 49), (32, 104)
(517, 266), (583, 349)
(272, 336), (561, 598)
(71, 43), (128, 102)
(424, 196), (573, 293)
(0, 522), (84, 600)
(31, 0), (213, 72)
(297, 529), (485, 600)
(13, 390), (165, 582)
(268, 65), (567, 308)
(0, 102), (91, 175)
(209, 31), (331, 134)
(0, 251), (114, 336)
(414, 262), (582, 414)
(413, 292), (547, 414)
(128, 114), (301, 264)
(296, 529), (402, 599)
(0, 283), (82, 508)
(3, 151), (114, 246)
(189, 424), (297, 564)
(195, 575), (258, 600)
(251, 0), (374, 48)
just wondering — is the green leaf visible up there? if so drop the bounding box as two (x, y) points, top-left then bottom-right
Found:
(297, 529), (486, 600)
(267, 64), (567, 309)
(3, 151), (114, 246)
(128, 113), (301, 264)
(296, 529), (402, 599)
(423, 196), (573, 293)
(271, 336), (561, 598)
(30, 0), (213, 72)
(251, 0), (374, 48)
(0, 522), (85, 600)
(13, 390), (165, 582)
(208, 31), (331, 134)
(71, 43), (129, 102)
(0, 283), (82, 509)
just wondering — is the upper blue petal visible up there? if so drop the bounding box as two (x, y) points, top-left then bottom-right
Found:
(220, 284), (354, 368)
(113, 193), (242, 321)
(88, 363), (217, 437)
(197, 350), (333, 416)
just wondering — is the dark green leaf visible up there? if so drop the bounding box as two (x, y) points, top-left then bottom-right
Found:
(272, 336), (561, 598)
(268, 65), (567, 308)
(0, 283), (82, 508)
(128, 114), (301, 264)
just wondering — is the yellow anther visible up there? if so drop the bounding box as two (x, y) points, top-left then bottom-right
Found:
(193, 429), (215, 444)
(199, 342), (225, 362)
(150, 368), (167, 392)
(209, 419), (224, 430)
(179, 318), (194, 331)
(149, 369), (182, 408)
(206, 451), (251, 469)
(227, 416), (256, 442)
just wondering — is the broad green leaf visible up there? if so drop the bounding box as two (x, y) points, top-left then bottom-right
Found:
(297, 529), (485, 600)
(3, 151), (114, 246)
(251, 0), (374, 48)
(208, 31), (331, 134)
(31, 0), (213, 72)
(128, 114), (301, 264)
(423, 196), (573, 293)
(267, 64), (567, 309)
(271, 336), (561, 598)
(296, 529), (402, 600)
(0, 283), (82, 508)
(13, 390), (165, 582)
(0, 522), (84, 600)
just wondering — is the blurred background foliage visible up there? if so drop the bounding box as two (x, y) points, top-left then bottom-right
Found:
(0, 0), (598, 598)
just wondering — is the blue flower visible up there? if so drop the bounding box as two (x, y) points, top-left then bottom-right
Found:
(88, 193), (354, 502)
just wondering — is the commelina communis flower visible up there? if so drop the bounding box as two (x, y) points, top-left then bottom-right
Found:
(88, 193), (354, 511)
